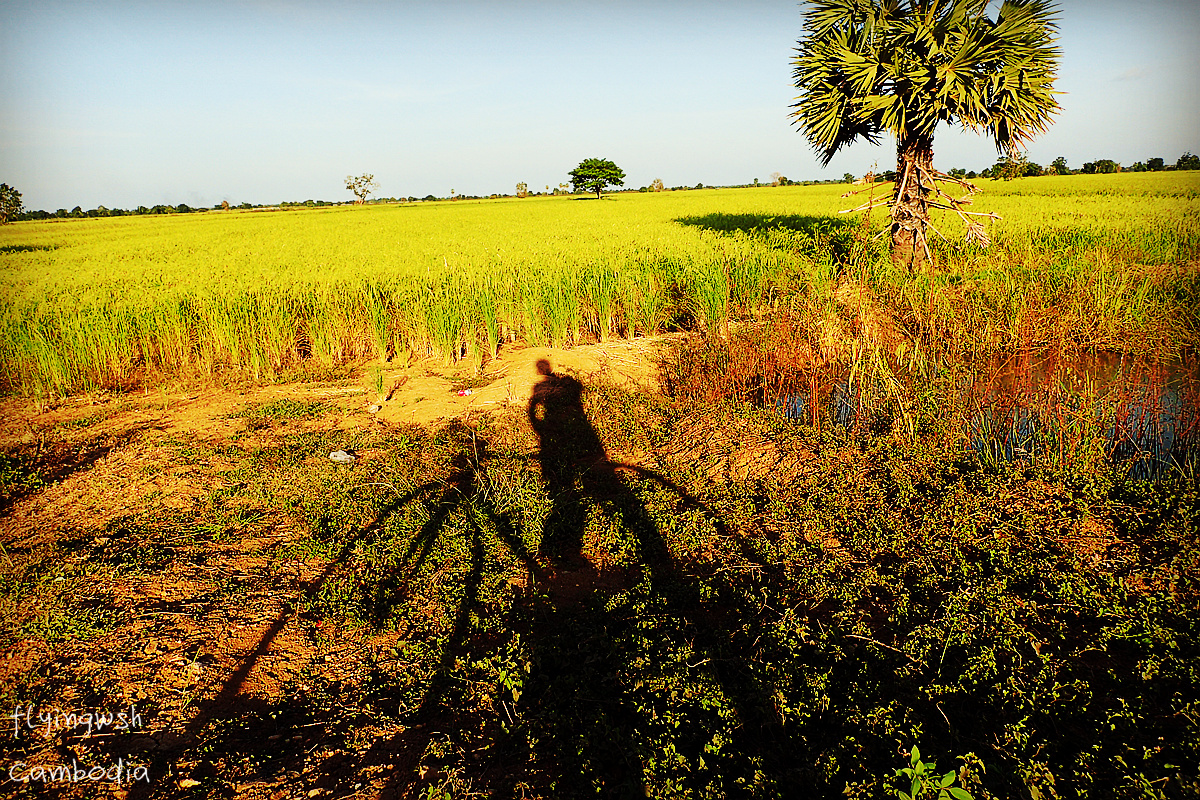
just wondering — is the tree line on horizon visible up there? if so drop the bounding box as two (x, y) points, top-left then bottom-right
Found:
(947, 150), (1200, 181)
(4, 151), (1198, 225)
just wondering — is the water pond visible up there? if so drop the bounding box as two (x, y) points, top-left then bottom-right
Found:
(780, 351), (1198, 480)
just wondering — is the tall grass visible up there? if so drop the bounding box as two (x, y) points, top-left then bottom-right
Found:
(1, 173), (1197, 396)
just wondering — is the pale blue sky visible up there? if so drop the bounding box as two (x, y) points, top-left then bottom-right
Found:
(2, 0), (1197, 210)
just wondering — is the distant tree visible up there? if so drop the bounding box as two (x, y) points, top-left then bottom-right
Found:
(70, 206), (85, 218)
(987, 158), (1036, 178)
(1129, 162), (1147, 172)
(1147, 157), (1165, 171)
(650, 178), (665, 192)
(1178, 152), (1200, 170)
(1090, 159), (1121, 174)
(516, 181), (529, 198)
(948, 168), (967, 179)
(1051, 156), (1069, 175)
(569, 158), (626, 199)
(0, 183), (23, 224)
(345, 174), (378, 204)
(791, 0), (1061, 269)
(842, 173), (855, 184)
(695, 183), (705, 190)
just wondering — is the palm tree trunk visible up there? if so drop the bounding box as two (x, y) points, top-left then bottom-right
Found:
(891, 134), (935, 272)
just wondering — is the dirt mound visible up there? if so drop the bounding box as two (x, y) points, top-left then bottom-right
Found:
(371, 337), (669, 428)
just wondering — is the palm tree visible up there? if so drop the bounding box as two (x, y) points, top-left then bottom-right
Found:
(791, 0), (1061, 270)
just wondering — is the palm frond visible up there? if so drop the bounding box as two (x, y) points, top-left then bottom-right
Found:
(791, 0), (1061, 159)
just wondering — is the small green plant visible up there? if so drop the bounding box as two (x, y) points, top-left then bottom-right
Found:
(230, 398), (328, 421)
(21, 605), (121, 644)
(369, 362), (385, 402)
(0, 451), (43, 505)
(55, 413), (108, 430)
(892, 746), (973, 800)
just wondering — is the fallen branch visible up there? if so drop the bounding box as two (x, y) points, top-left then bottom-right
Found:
(846, 634), (922, 664)
(840, 179), (894, 198)
(839, 197), (892, 214)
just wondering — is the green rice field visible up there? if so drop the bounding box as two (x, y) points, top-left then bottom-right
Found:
(2, 172), (1198, 396)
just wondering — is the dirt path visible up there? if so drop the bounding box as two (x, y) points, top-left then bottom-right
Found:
(0, 338), (668, 537)
(1, 336), (667, 446)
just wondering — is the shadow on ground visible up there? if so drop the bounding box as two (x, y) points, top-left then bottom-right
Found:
(0, 244), (58, 255)
(81, 363), (801, 799)
(2, 362), (1197, 799)
(674, 213), (870, 268)
(674, 212), (856, 239)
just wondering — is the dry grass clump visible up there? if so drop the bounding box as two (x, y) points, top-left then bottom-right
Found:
(662, 275), (920, 435)
(660, 316), (821, 410)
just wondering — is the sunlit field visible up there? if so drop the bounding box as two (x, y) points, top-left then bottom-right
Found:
(2, 173), (1199, 798)
(2, 172), (1197, 396)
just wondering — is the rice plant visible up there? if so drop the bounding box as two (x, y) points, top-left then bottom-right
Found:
(1, 173), (1196, 397)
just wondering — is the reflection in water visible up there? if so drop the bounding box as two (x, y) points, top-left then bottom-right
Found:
(780, 352), (1199, 479)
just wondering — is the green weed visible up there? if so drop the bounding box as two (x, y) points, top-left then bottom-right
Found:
(229, 398), (329, 421)
(0, 451), (44, 506)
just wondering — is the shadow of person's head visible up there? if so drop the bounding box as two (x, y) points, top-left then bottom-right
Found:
(530, 360), (585, 417)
